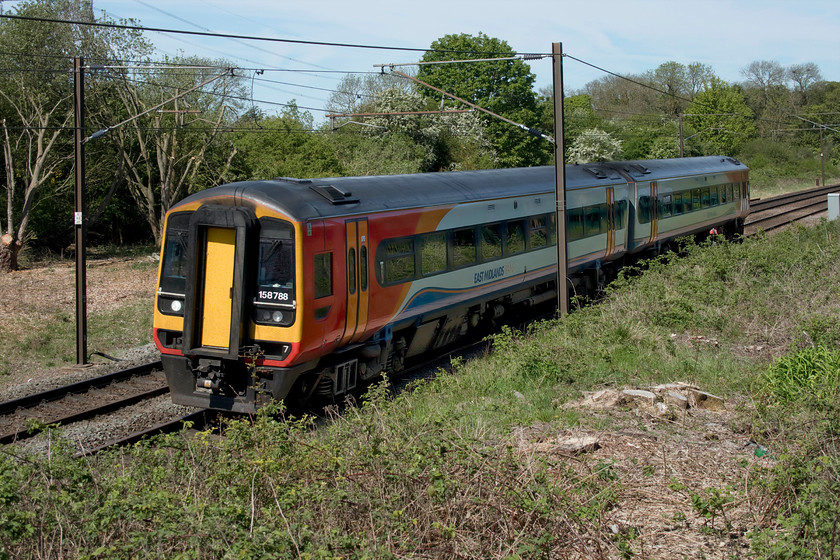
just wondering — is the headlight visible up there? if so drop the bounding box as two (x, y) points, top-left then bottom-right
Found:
(157, 293), (185, 316)
(253, 305), (294, 327)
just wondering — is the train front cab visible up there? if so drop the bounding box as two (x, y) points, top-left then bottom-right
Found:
(153, 202), (309, 413)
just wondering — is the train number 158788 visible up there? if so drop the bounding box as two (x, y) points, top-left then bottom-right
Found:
(257, 290), (290, 301)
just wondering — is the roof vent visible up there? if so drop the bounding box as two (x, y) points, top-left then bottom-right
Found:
(582, 166), (608, 179)
(309, 184), (359, 205)
(628, 163), (651, 175)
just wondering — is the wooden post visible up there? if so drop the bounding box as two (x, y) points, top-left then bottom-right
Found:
(552, 43), (568, 317)
(74, 56), (87, 365)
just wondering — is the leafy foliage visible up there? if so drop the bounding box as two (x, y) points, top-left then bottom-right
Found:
(685, 77), (756, 155)
(418, 32), (550, 168)
(567, 128), (623, 163)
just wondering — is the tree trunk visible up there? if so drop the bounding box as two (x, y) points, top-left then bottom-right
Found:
(0, 233), (20, 272)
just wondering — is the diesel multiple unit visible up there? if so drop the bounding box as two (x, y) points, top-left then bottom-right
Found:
(153, 156), (749, 412)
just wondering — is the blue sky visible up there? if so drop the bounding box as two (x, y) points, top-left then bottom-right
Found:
(16, 0), (840, 120)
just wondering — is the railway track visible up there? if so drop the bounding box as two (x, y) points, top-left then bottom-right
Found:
(0, 361), (205, 448)
(745, 183), (838, 235)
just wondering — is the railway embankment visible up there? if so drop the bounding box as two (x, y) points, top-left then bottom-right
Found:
(2, 219), (840, 558)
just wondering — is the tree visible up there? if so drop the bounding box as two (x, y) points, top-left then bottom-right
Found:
(686, 62), (715, 96)
(232, 104), (344, 179)
(417, 33), (550, 168)
(106, 57), (246, 243)
(567, 128), (622, 163)
(0, 0), (148, 271)
(685, 78), (756, 156)
(646, 61), (690, 117)
(787, 63), (823, 105)
(325, 72), (412, 116)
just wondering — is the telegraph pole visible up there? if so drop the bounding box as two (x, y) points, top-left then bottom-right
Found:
(73, 56), (87, 365)
(552, 42), (568, 316)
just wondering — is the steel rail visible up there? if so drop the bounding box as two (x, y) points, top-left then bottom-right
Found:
(0, 360), (161, 415)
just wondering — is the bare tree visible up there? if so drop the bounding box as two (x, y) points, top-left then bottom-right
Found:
(0, 1), (82, 271)
(787, 62), (823, 104)
(108, 59), (245, 243)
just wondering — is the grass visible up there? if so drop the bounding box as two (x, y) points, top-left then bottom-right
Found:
(0, 255), (156, 382)
(3, 223), (840, 558)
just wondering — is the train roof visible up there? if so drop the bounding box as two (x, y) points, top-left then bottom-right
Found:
(174, 156), (747, 222)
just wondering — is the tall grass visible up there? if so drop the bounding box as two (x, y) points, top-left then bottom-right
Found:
(3, 221), (840, 557)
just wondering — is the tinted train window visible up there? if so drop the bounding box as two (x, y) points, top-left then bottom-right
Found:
(584, 205), (605, 236)
(254, 219), (296, 327)
(549, 213), (557, 245)
(359, 246), (368, 292)
(701, 188), (710, 208)
(638, 196), (653, 224)
(674, 192), (684, 214)
(159, 212), (190, 295)
(157, 212), (191, 315)
(615, 200), (628, 229)
(684, 192), (694, 212)
(452, 228), (476, 268)
(383, 238), (415, 284)
(529, 216), (548, 249)
(506, 220), (525, 255)
(257, 219), (295, 298)
(567, 208), (584, 241)
(314, 253), (332, 298)
(420, 232), (447, 276)
(347, 248), (356, 295)
(481, 223), (503, 261)
(710, 187), (719, 206)
(659, 195), (673, 218)
(734, 183), (741, 199)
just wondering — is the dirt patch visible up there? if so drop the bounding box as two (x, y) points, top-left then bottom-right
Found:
(0, 256), (159, 398)
(515, 387), (771, 558)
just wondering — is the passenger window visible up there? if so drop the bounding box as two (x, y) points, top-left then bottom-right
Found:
(701, 188), (710, 208)
(684, 191), (694, 212)
(710, 187), (719, 206)
(529, 216), (548, 249)
(674, 192), (684, 215)
(584, 205), (601, 236)
(481, 223), (503, 261)
(506, 220), (525, 254)
(567, 208), (584, 241)
(452, 228), (476, 268)
(734, 183), (741, 199)
(314, 253), (332, 299)
(420, 232), (447, 276)
(383, 238), (415, 284)
(659, 195), (672, 218)
(692, 189), (701, 211)
(615, 200), (627, 229)
(638, 196), (652, 224)
(549, 213), (557, 245)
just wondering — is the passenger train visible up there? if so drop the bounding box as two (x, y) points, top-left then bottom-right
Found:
(153, 156), (749, 412)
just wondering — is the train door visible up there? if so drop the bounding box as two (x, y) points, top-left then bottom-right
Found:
(632, 182), (657, 251)
(341, 218), (370, 345)
(649, 181), (659, 243)
(199, 227), (236, 348)
(605, 188), (616, 258)
(181, 205), (254, 358)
